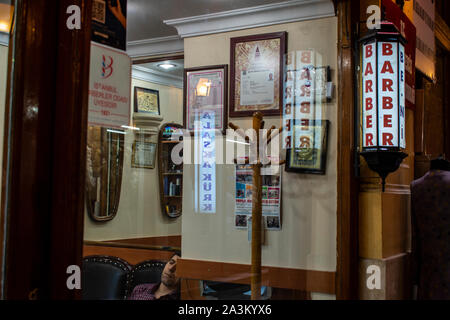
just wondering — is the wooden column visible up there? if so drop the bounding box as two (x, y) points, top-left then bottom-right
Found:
(251, 112), (263, 300)
(335, 0), (359, 300)
(0, 0), (92, 299)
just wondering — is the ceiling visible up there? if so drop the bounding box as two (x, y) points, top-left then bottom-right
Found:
(138, 59), (184, 78)
(127, 0), (290, 41)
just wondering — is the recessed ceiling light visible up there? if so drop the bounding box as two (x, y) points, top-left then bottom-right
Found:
(158, 63), (176, 70)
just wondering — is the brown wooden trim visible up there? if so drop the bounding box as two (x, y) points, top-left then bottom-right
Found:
(177, 258), (335, 294)
(84, 240), (180, 252)
(132, 54), (185, 65)
(83, 245), (175, 265)
(335, 0), (359, 300)
(1, 0), (92, 299)
(106, 236), (181, 247)
(181, 279), (206, 300)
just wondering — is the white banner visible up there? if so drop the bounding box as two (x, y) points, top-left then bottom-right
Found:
(88, 43), (131, 129)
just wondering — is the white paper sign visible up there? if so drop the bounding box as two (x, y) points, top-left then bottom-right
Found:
(240, 69), (274, 105)
(88, 43), (131, 129)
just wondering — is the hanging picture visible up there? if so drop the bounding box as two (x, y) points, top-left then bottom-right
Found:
(134, 87), (160, 115)
(131, 139), (157, 169)
(285, 120), (329, 174)
(234, 163), (281, 230)
(229, 32), (287, 117)
(184, 65), (228, 134)
(91, 0), (127, 51)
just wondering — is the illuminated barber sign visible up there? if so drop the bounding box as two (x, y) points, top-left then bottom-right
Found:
(360, 22), (407, 191)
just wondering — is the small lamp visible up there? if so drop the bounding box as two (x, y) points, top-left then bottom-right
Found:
(360, 22), (407, 191)
(195, 78), (211, 97)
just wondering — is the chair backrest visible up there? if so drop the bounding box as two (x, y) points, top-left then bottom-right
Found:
(125, 260), (166, 298)
(82, 255), (131, 300)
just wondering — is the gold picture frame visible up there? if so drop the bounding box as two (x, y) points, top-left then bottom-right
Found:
(134, 87), (160, 115)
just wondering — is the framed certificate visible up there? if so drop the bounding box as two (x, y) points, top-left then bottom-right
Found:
(134, 87), (160, 115)
(285, 120), (329, 174)
(183, 65), (228, 134)
(230, 32), (287, 117)
(131, 140), (157, 169)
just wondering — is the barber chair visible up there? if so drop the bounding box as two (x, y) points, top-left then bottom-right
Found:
(125, 260), (166, 298)
(82, 255), (131, 300)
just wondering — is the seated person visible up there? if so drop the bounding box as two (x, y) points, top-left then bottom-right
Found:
(128, 252), (181, 300)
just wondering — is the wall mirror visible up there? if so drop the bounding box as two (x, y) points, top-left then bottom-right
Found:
(85, 126), (125, 222)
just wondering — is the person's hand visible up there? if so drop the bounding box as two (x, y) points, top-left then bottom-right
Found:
(108, 0), (126, 29)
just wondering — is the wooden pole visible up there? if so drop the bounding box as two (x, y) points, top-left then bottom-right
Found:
(251, 112), (263, 300)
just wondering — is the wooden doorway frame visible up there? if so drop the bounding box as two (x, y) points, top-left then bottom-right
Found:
(0, 0), (92, 299)
(335, 0), (359, 300)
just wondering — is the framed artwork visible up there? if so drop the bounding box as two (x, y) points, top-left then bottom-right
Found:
(184, 65), (228, 134)
(229, 32), (287, 117)
(285, 120), (329, 174)
(134, 87), (160, 115)
(131, 140), (157, 169)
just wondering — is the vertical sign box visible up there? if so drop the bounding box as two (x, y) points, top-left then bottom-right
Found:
(88, 43), (131, 129)
(362, 43), (378, 148)
(377, 42), (398, 148)
(362, 40), (405, 150)
(398, 44), (406, 149)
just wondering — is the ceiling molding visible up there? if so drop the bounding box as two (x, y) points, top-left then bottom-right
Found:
(164, 0), (335, 38)
(127, 35), (184, 58)
(132, 65), (183, 89)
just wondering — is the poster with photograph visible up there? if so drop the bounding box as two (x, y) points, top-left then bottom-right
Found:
(234, 164), (281, 230)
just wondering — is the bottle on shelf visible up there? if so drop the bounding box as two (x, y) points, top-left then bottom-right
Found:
(176, 178), (180, 196)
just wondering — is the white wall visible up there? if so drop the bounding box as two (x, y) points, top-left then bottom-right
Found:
(182, 17), (338, 273)
(84, 78), (183, 241)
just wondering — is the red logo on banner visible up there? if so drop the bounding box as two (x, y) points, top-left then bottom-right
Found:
(102, 55), (114, 79)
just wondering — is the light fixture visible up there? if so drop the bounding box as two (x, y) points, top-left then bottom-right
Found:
(359, 21), (407, 191)
(195, 78), (211, 97)
(158, 63), (176, 70)
(0, 22), (8, 32)
(106, 129), (126, 135)
(121, 125), (140, 131)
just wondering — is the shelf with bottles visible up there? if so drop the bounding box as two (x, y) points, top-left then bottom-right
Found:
(158, 123), (183, 218)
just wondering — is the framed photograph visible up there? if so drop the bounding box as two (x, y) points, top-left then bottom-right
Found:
(229, 32), (287, 117)
(134, 87), (160, 115)
(131, 140), (157, 169)
(184, 65), (228, 134)
(285, 120), (329, 174)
